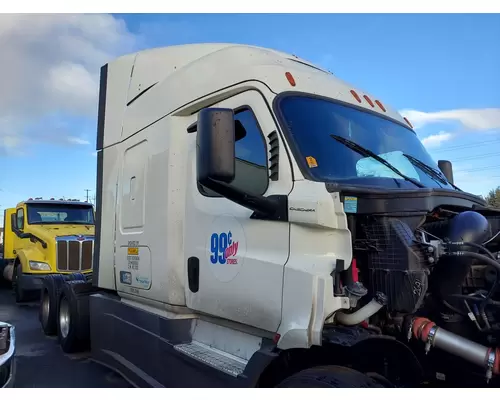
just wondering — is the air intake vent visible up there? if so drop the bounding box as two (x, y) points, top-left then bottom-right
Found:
(268, 130), (279, 181)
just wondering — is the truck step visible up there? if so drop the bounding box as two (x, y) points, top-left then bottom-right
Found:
(174, 341), (247, 377)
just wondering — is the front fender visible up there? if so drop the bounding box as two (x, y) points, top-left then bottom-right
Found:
(15, 249), (49, 274)
(323, 325), (423, 386)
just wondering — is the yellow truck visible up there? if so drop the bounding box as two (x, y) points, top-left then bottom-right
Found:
(1, 198), (95, 302)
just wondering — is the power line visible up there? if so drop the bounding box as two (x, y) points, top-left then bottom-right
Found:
(431, 138), (500, 153)
(456, 165), (500, 173)
(449, 152), (498, 162)
(84, 189), (91, 202)
(460, 175), (500, 183)
(459, 176), (500, 182)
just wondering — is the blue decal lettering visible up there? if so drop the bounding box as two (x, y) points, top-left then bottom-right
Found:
(218, 232), (228, 264)
(210, 233), (218, 264)
(210, 231), (238, 265)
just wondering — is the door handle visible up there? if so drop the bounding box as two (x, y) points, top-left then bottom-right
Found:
(187, 257), (199, 293)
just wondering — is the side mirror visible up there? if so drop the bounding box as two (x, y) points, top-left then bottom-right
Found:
(438, 160), (454, 184)
(196, 108), (236, 187)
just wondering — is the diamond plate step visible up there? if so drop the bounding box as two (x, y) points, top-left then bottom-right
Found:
(174, 341), (247, 377)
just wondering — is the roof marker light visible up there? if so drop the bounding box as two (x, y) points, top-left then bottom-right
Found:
(350, 90), (362, 103)
(285, 72), (296, 87)
(375, 100), (386, 112)
(404, 117), (413, 128)
(363, 95), (375, 108)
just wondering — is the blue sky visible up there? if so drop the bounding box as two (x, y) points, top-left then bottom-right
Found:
(0, 13), (499, 220)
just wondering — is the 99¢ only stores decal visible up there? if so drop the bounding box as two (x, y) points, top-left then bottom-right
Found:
(207, 216), (246, 282)
(210, 231), (239, 265)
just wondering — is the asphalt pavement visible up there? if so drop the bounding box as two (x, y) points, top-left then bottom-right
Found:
(0, 284), (131, 388)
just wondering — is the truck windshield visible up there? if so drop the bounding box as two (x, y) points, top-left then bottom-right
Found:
(27, 204), (94, 225)
(277, 95), (456, 190)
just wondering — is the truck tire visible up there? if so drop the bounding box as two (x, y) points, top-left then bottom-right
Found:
(276, 365), (385, 388)
(0, 257), (7, 288)
(13, 263), (28, 303)
(57, 280), (95, 353)
(39, 274), (66, 336)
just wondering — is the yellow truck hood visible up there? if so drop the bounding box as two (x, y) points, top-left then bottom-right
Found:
(29, 224), (95, 241)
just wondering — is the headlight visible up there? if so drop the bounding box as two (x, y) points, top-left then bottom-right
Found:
(29, 261), (51, 271)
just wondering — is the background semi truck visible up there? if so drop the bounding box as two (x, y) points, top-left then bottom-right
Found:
(38, 43), (500, 387)
(1, 199), (95, 302)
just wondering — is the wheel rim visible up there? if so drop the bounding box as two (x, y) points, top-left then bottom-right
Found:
(59, 297), (70, 338)
(42, 290), (50, 326)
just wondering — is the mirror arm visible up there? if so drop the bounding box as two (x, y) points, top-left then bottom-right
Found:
(203, 178), (279, 216)
(12, 228), (48, 249)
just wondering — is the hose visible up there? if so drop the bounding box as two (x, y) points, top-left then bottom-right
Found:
(483, 231), (500, 246)
(445, 247), (500, 328)
(450, 294), (500, 307)
(335, 292), (387, 326)
(442, 299), (466, 316)
(479, 279), (498, 325)
(410, 317), (500, 381)
(446, 251), (500, 275)
(449, 241), (496, 260)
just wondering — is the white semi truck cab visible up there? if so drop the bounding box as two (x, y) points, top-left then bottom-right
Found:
(39, 43), (500, 388)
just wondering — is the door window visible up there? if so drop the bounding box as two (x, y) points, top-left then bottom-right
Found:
(16, 208), (24, 230)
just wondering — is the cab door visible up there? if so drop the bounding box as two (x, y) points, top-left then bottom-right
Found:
(12, 207), (26, 255)
(184, 89), (293, 333)
(2, 209), (17, 260)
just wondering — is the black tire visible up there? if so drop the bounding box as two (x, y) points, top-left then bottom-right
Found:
(39, 274), (66, 336)
(276, 365), (385, 388)
(0, 260), (11, 289)
(57, 280), (95, 353)
(13, 263), (28, 303)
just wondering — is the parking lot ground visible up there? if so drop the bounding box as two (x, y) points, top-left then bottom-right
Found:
(0, 285), (131, 388)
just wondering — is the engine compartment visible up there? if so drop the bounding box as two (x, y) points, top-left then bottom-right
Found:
(332, 192), (500, 385)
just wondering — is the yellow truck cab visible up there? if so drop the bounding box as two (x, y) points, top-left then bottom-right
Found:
(2, 198), (95, 302)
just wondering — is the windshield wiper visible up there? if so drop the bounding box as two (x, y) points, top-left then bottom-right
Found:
(330, 135), (425, 188)
(402, 153), (462, 191)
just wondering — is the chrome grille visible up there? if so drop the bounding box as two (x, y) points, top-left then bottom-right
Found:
(56, 236), (94, 272)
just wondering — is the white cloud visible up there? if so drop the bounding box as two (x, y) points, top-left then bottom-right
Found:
(420, 131), (454, 148)
(45, 62), (99, 113)
(67, 136), (91, 145)
(0, 14), (138, 154)
(399, 108), (500, 131)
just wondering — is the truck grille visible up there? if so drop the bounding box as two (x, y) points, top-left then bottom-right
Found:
(56, 236), (94, 272)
